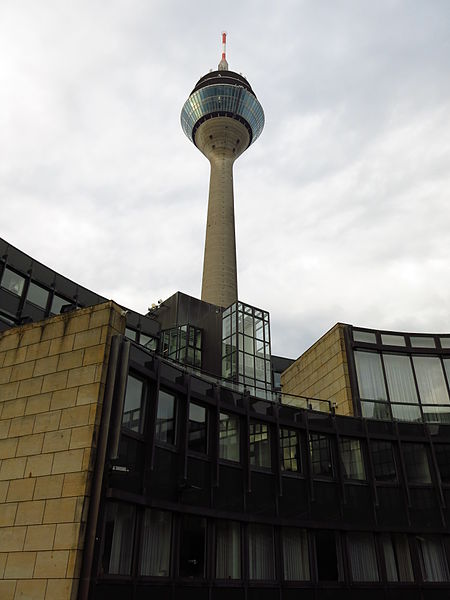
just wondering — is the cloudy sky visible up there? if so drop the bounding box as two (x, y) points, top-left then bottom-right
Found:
(1, 1), (450, 358)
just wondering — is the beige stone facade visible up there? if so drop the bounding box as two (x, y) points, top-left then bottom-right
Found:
(0, 302), (125, 600)
(281, 323), (354, 416)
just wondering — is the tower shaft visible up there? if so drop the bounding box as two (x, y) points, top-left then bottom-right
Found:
(195, 117), (250, 307)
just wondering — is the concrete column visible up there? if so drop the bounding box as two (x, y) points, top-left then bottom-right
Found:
(195, 117), (250, 308)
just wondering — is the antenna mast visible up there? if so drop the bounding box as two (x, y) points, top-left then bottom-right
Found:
(218, 31), (229, 71)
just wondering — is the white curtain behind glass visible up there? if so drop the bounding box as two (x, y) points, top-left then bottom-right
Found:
(348, 533), (379, 581)
(216, 520), (241, 579)
(413, 357), (449, 405)
(340, 438), (365, 480)
(140, 509), (171, 576)
(248, 524), (275, 580)
(108, 503), (135, 575)
(282, 528), (310, 580)
(383, 354), (418, 404)
(381, 533), (413, 582)
(418, 536), (449, 581)
(354, 351), (387, 401)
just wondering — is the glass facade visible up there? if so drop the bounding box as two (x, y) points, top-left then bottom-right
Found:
(181, 84), (265, 145)
(354, 348), (450, 423)
(222, 301), (272, 398)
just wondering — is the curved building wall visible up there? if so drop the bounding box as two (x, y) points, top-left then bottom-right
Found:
(89, 341), (450, 599)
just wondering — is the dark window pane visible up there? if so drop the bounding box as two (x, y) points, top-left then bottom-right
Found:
(248, 524), (275, 580)
(140, 509), (171, 576)
(282, 528), (309, 580)
(102, 502), (135, 575)
(280, 428), (301, 473)
(434, 444), (450, 483)
(340, 438), (365, 480)
(309, 433), (333, 477)
(188, 403), (207, 453)
(179, 515), (206, 578)
(156, 390), (176, 444)
(316, 531), (339, 581)
(249, 422), (271, 469)
(347, 532), (379, 581)
(402, 443), (431, 484)
(216, 520), (241, 579)
(26, 282), (49, 309)
(219, 413), (240, 461)
(122, 375), (145, 434)
(1, 267), (25, 297)
(370, 440), (397, 482)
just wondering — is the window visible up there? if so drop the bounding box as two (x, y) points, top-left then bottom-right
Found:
(50, 294), (71, 315)
(381, 533), (413, 582)
(26, 281), (49, 309)
(354, 351), (387, 401)
(410, 336), (436, 348)
(156, 390), (176, 444)
(339, 438), (365, 480)
(282, 528), (309, 580)
(309, 433), (333, 477)
(402, 443), (431, 484)
(383, 354), (418, 404)
(219, 413), (240, 461)
(280, 428), (301, 473)
(216, 520), (241, 579)
(353, 330), (376, 343)
(179, 515), (206, 578)
(347, 533), (379, 581)
(315, 530), (340, 581)
(413, 356), (449, 405)
(370, 440), (397, 482)
(122, 375), (145, 434)
(1, 267), (25, 297)
(417, 536), (449, 581)
(434, 444), (450, 483)
(188, 403), (207, 453)
(381, 334), (406, 346)
(140, 509), (171, 576)
(248, 524), (275, 580)
(249, 422), (271, 469)
(102, 502), (135, 575)
(125, 327), (137, 341)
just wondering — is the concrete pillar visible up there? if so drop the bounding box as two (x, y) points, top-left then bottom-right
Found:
(195, 117), (250, 308)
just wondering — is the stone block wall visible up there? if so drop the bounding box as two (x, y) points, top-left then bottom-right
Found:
(281, 323), (354, 415)
(0, 302), (125, 600)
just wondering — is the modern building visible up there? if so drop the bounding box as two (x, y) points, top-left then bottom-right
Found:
(1, 39), (450, 600)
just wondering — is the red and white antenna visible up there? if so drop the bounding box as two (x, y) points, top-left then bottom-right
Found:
(218, 31), (229, 71)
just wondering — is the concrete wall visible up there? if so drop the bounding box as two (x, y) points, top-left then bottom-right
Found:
(0, 302), (125, 600)
(281, 323), (354, 416)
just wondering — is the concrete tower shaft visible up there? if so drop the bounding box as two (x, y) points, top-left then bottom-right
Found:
(195, 117), (250, 307)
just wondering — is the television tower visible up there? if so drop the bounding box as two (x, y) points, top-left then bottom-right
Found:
(181, 33), (264, 308)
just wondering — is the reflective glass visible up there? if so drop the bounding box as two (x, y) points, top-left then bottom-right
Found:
(26, 282), (49, 309)
(1, 267), (25, 297)
(50, 294), (70, 315)
(122, 375), (144, 434)
(381, 334), (406, 346)
(353, 330), (376, 343)
(156, 390), (176, 444)
(354, 351), (387, 401)
(219, 413), (240, 461)
(383, 354), (418, 404)
(413, 356), (449, 405)
(410, 336), (436, 348)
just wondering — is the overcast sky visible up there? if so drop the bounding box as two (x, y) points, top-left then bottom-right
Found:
(1, 1), (450, 358)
